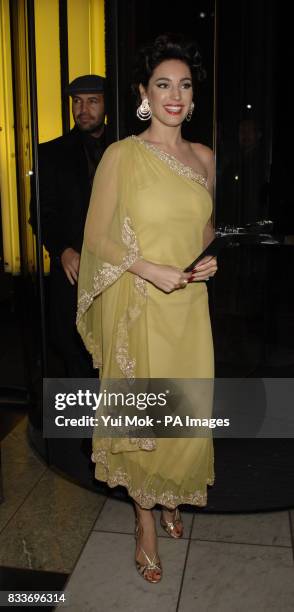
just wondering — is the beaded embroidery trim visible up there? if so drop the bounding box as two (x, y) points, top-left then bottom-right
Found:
(92, 448), (214, 509)
(131, 135), (209, 190)
(77, 216), (144, 374)
(77, 216), (139, 324)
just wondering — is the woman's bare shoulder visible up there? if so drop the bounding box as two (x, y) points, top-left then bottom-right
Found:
(190, 142), (215, 176)
(190, 142), (214, 163)
(189, 142), (215, 194)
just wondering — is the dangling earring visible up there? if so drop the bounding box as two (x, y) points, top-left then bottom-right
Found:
(136, 98), (152, 121)
(185, 101), (195, 122)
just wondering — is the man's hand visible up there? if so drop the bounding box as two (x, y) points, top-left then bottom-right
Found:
(61, 248), (80, 285)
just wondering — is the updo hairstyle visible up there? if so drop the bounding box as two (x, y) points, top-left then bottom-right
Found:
(132, 33), (206, 102)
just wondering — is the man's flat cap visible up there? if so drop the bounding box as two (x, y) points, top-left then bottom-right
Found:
(66, 75), (105, 95)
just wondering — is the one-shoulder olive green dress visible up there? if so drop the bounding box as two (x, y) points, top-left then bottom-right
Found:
(77, 135), (214, 509)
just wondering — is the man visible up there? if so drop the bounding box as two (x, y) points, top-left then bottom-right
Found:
(31, 74), (106, 376)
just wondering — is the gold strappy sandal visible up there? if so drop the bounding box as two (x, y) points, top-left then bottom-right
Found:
(160, 507), (184, 539)
(135, 520), (162, 583)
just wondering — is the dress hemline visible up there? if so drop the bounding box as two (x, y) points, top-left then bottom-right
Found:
(94, 461), (214, 510)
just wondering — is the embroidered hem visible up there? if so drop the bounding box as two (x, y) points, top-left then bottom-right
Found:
(92, 449), (214, 509)
(77, 216), (139, 324)
(115, 277), (147, 379)
(77, 216), (147, 374)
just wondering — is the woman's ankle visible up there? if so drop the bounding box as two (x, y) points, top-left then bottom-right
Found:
(135, 503), (154, 520)
(162, 506), (177, 514)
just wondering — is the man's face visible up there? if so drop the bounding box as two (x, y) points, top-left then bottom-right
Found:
(71, 93), (105, 135)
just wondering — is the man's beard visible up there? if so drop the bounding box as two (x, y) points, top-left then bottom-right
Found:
(76, 118), (104, 134)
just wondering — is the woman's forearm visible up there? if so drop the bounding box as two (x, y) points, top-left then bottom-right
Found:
(128, 258), (154, 280)
(128, 258), (191, 293)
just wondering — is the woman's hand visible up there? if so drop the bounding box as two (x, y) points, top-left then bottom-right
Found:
(129, 260), (191, 293)
(189, 256), (218, 282)
(146, 263), (192, 293)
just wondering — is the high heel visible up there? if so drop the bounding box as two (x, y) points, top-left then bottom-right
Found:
(135, 520), (162, 583)
(160, 507), (183, 539)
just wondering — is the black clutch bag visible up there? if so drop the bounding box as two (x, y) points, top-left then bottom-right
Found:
(184, 234), (231, 272)
(184, 228), (273, 273)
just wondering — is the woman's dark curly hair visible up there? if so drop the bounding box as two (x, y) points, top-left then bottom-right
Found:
(132, 33), (206, 101)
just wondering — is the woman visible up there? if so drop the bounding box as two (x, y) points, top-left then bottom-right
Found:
(77, 33), (217, 583)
